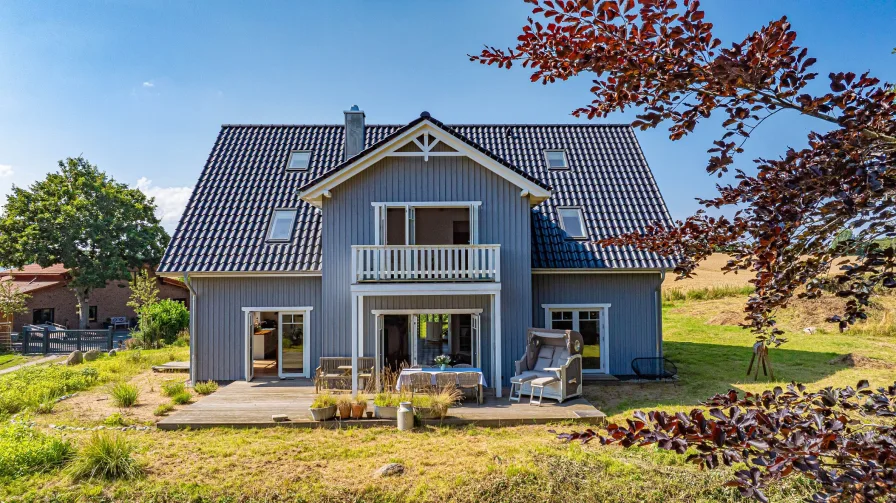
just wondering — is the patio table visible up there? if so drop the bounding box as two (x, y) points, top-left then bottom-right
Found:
(395, 368), (487, 404)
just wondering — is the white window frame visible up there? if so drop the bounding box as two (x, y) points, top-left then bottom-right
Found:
(286, 150), (312, 171)
(242, 306), (313, 380)
(557, 206), (587, 239)
(372, 201), (481, 246)
(266, 208), (298, 242)
(542, 303), (610, 374)
(544, 149), (569, 170)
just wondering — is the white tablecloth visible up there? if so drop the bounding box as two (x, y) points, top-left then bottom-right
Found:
(395, 368), (488, 390)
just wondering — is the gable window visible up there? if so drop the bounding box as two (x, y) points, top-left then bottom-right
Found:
(558, 207), (587, 239)
(286, 151), (312, 171)
(267, 209), (297, 241)
(545, 150), (569, 170)
(88, 306), (98, 322)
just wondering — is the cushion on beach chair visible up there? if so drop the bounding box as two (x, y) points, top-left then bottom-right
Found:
(551, 349), (570, 369)
(534, 346), (555, 372)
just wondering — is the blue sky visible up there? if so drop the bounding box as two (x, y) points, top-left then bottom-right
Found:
(0, 1), (893, 231)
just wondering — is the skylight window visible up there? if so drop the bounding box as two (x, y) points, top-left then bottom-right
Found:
(267, 209), (297, 241)
(558, 207), (587, 239)
(287, 151), (312, 170)
(545, 150), (569, 170)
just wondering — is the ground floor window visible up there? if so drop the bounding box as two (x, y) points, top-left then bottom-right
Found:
(32, 308), (54, 325)
(377, 312), (480, 370)
(544, 305), (608, 373)
(243, 307), (312, 380)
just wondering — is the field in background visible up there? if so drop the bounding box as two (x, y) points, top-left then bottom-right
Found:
(662, 253), (751, 291)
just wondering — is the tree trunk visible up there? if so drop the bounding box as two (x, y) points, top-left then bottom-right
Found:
(73, 289), (90, 329)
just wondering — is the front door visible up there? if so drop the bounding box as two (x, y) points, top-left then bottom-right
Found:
(381, 315), (409, 370)
(278, 312), (305, 378)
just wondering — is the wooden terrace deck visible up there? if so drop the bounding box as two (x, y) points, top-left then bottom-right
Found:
(157, 378), (606, 430)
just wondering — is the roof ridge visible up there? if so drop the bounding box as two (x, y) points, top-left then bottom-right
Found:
(219, 123), (632, 128)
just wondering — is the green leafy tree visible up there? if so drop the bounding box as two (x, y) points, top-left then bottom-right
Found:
(127, 270), (160, 319)
(0, 281), (30, 322)
(0, 157), (169, 328)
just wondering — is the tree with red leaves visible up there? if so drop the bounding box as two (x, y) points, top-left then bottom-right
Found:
(552, 381), (896, 502)
(473, 0), (896, 350)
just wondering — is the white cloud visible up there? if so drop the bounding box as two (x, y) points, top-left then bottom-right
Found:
(0, 165), (12, 177)
(142, 81), (154, 88)
(136, 177), (192, 233)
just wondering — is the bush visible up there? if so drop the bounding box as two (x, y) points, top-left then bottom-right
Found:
(35, 395), (55, 414)
(109, 382), (138, 408)
(138, 299), (190, 347)
(0, 422), (73, 478)
(103, 413), (127, 426)
(192, 380), (218, 395)
(153, 403), (175, 416)
(160, 380), (185, 397)
(170, 391), (191, 405)
(67, 432), (142, 481)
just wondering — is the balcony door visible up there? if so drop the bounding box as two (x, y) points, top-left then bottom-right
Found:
(374, 202), (481, 246)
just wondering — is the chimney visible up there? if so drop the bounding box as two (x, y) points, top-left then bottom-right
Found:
(344, 105), (365, 160)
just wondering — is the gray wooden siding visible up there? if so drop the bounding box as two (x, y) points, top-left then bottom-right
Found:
(321, 155), (533, 387)
(191, 276), (322, 381)
(531, 273), (663, 375)
(361, 295), (492, 380)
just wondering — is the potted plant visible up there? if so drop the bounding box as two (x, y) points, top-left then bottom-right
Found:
(309, 392), (338, 421)
(351, 393), (368, 419)
(374, 391), (409, 419)
(413, 386), (463, 420)
(433, 354), (452, 371)
(337, 394), (353, 420)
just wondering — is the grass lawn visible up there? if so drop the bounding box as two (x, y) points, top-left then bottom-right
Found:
(0, 352), (32, 371)
(3, 296), (894, 502)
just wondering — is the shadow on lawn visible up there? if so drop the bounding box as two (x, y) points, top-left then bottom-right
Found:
(585, 341), (845, 417)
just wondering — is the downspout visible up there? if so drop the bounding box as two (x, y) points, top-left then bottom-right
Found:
(183, 272), (198, 384)
(656, 270), (666, 358)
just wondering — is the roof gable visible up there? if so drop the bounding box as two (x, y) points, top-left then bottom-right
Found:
(298, 114), (552, 207)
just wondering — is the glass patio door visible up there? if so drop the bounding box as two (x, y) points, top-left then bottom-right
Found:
(278, 312), (305, 377)
(548, 308), (607, 374)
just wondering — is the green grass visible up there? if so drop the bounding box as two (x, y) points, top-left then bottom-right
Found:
(0, 422), (73, 479)
(0, 353), (32, 371)
(160, 380), (185, 397)
(0, 348), (187, 414)
(663, 284), (755, 303)
(67, 432), (143, 481)
(109, 382), (139, 408)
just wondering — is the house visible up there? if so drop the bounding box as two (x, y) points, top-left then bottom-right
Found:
(158, 107), (673, 395)
(0, 264), (190, 331)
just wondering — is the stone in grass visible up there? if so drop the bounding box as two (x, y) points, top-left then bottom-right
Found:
(373, 463), (405, 478)
(65, 351), (83, 366)
(84, 349), (101, 362)
(108, 349), (118, 357)
(271, 414), (289, 422)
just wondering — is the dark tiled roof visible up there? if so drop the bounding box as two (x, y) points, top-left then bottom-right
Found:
(159, 122), (674, 273)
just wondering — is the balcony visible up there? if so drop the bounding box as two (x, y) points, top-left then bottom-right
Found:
(351, 245), (500, 283)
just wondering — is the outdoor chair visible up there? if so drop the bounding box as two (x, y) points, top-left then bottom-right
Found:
(407, 371), (433, 398)
(456, 371), (482, 404)
(631, 357), (678, 380)
(315, 357), (375, 392)
(511, 328), (584, 403)
(435, 372), (457, 389)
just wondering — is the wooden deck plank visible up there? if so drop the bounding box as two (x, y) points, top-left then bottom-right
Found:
(158, 378), (605, 430)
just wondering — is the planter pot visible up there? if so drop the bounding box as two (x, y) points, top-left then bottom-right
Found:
(375, 405), (398, 419)
(309, 405), (336, 421)
(413, 406), (445, 420)
(337, 404), (352, 419)
(351, 404), (366, 419)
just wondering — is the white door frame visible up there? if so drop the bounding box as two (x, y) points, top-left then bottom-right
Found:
(241, 306), (314, 380)
(541, 303), (610, 374)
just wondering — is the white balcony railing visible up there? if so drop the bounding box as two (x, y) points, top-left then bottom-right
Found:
(351, 244), (501, 283)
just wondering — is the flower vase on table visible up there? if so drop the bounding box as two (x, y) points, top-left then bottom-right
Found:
(433, 355), (452, 371)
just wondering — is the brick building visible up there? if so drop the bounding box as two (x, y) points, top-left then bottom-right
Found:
(0, 264), (190, 331)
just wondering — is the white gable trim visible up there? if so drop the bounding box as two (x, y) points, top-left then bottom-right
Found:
(298, 120), (551, 207)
